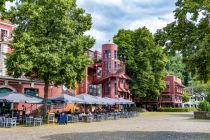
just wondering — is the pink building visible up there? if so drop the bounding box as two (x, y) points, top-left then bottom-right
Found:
(0, 20), (132, 114)
(76, 43), (131, 100)
(134, 75), (184, 110)
(160, 75), (184, 107)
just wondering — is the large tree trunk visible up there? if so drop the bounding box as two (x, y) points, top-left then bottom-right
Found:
(43, 81), (49, 123)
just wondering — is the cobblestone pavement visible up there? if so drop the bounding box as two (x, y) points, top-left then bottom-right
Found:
(1, 112), (210, 140)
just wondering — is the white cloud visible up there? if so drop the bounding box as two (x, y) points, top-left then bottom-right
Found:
(5, 1), (15, 9)
(127, 16), (169, 33)
(78, 0), (123, 7)
(77, 0), (176, 50)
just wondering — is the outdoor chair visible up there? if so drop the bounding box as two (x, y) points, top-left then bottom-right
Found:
(113, 113), (120, 120)
(0, 117), (5, 127)
(108, 113), (114, 120)
(94, 114), (102, 122)
(86, 115), (94, 123)
(33, 117), (43, 126)
(25, 116), (34, 126)
(72, 115), (79, 123)
(100, 113), (106, 120)
(48, 113), (55, 123)
(5, 118), (17, 127)
(67, 115), (78, 123)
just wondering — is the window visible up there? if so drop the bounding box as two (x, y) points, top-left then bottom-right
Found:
(114, 61), (118, 72)
(104, 81), (110, 95)
(88, 84), (101, 96)
(0, 88), (12, 94)
(114, 50), (117, 59)
(24, 88), (39, 97)
(0, 29), (8, 41)
(104, 61), (111, 73)
(115, 82), (117, 95)
(104, 50), (111, 59)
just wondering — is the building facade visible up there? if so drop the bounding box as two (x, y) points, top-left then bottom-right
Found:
(76, 43), (131, 100)
(134, 75), (184, 110)
(0, 20), (131, 105)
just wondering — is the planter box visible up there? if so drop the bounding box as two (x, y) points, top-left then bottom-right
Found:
(194, 111), (210, 119)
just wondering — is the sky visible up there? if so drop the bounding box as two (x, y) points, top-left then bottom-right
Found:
(77, 0), (177, 50)
(6, 0), (177, 50)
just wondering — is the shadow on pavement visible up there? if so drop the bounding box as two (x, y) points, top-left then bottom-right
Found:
(42, 131), (210, 140)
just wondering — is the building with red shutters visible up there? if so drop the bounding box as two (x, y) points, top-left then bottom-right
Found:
(134, 75), (184, 110)
(0, 20), (132, 114)
(76, 43), (131, 100)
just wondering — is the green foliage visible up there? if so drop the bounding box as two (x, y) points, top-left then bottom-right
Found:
(155, 0), (210, 83)
(199, 100), (210, 111)
(189, 80), (210, 97)
(0, 0), (13, 13)
(113, 27), (167, 100)
(157, 107), (193, 112)
(182, 90), (190, 103)
(166, 54), (191, 86)
(3, 0), (95, 119)
(126, 107), (142, 112)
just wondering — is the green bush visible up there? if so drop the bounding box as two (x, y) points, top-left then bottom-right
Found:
(198, 100), (210, 111)
(126, 107), (142, 112)
(157, 107), (193, 112)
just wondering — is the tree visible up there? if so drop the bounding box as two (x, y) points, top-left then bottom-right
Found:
(0, 0), (12, 12)
(113, 27), (167, 100)
(3, 0), (95, 120)
(166, 53), (191, 86)
(182, 90), (189, 103)
(155, 0), (210, 83)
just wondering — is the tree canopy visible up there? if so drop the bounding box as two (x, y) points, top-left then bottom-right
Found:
(0, 0), (12, 12)
(166, 54), (191, 86)
(113, 27), (167, 100)
(155, 0), (210, 83)
(3, 0), (95, 119)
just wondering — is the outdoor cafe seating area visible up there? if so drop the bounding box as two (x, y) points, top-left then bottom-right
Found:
(0, 92), (137, 128)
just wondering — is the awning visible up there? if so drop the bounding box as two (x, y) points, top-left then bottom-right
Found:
(93, 96), (115, 105)
(0, 92), (43, 104)
(76, 93), (102, 104)
(49, 94), (85, 104)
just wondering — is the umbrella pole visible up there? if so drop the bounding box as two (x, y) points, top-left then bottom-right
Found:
(11, 102), (14, 117)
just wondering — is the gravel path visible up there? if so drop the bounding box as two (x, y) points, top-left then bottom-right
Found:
(0, 112), (210, 140)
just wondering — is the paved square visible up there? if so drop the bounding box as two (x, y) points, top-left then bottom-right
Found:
(1, 112), (210, 140)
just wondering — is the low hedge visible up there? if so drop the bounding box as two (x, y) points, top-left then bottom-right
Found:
(157, 107), (193, 112)
(126, 107), (142, 112)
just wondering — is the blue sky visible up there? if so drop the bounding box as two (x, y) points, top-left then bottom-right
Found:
(77, 0), (177, 50)
(6, 0), (177, 50)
